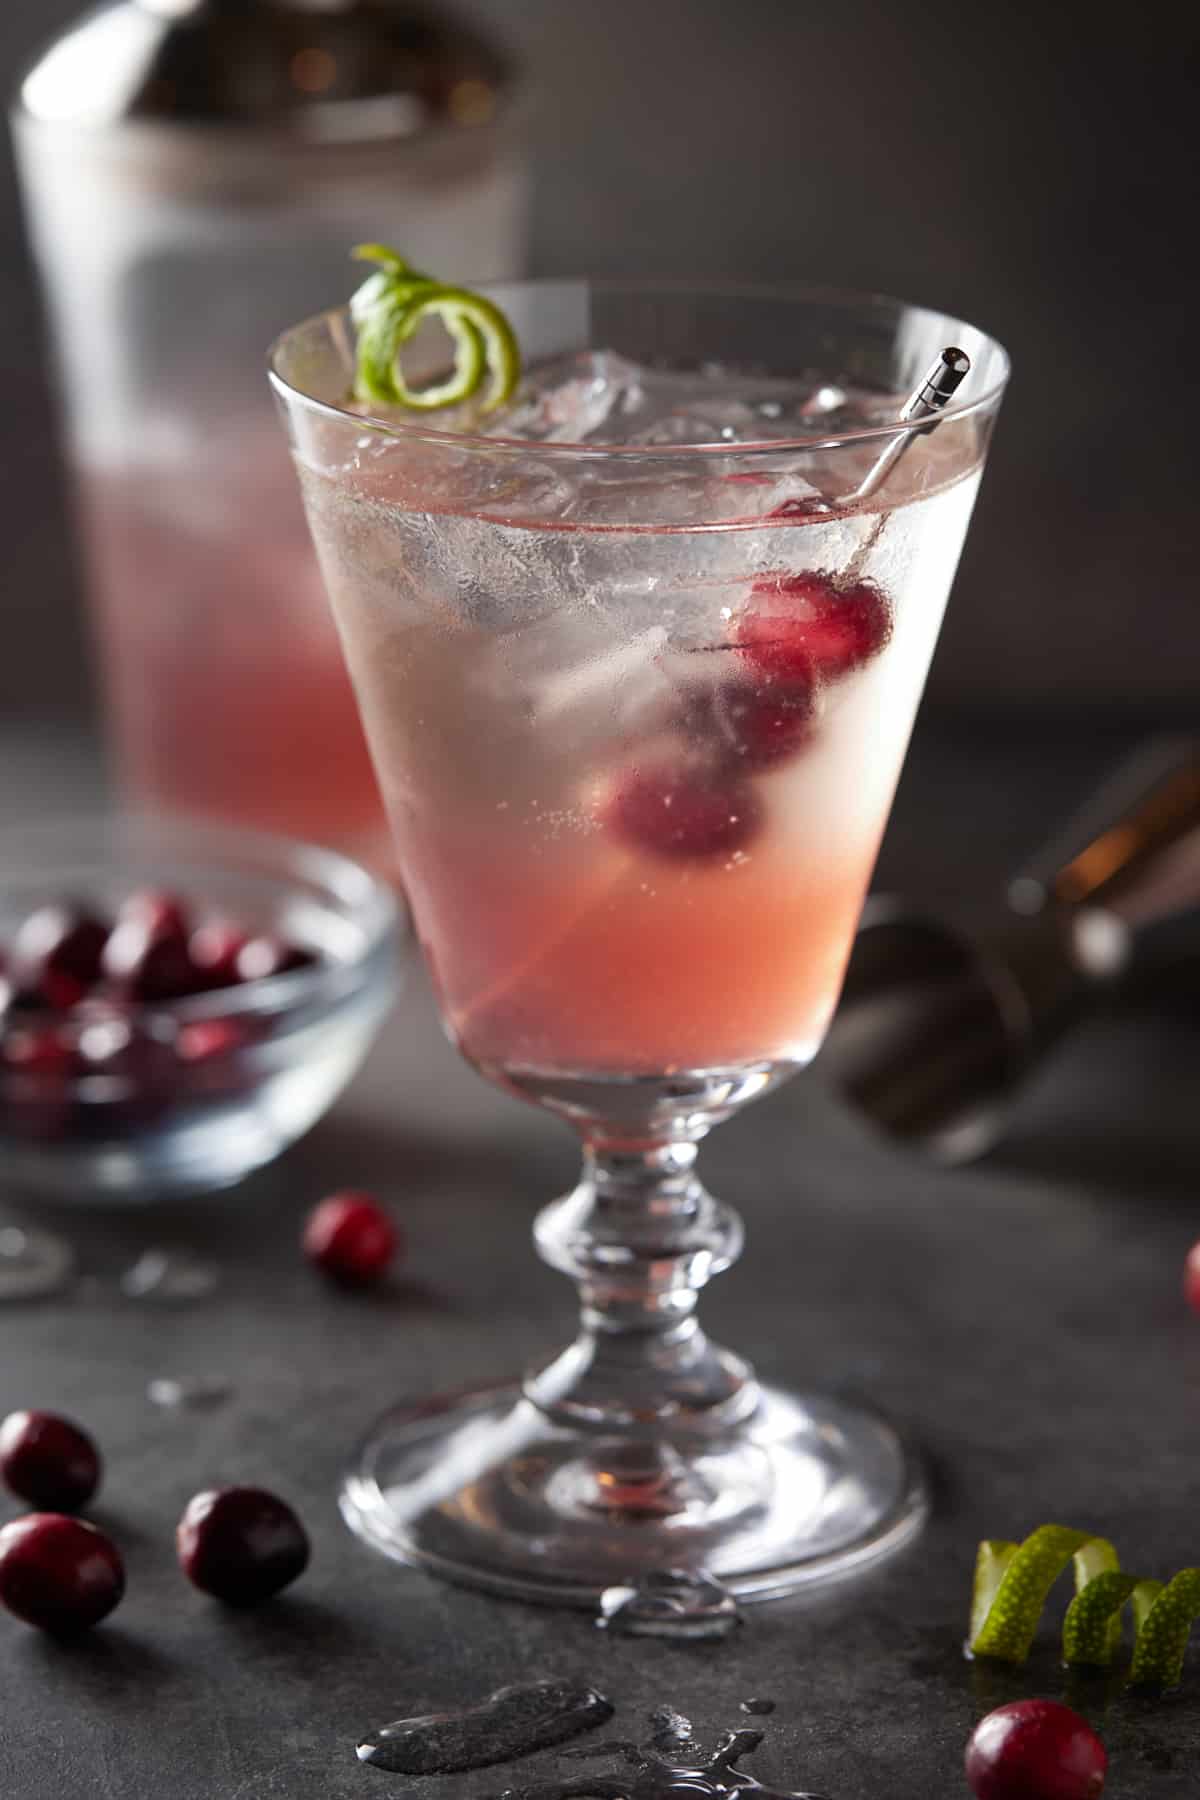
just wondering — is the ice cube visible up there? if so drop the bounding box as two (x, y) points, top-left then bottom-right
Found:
(486, 351), (648, 443)
(483, 352), (903, 451)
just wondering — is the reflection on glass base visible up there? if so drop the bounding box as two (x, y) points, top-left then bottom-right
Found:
(340, 1378), (928, 1606)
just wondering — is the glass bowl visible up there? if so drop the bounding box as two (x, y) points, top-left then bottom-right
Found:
(0, 816), (404, 1203)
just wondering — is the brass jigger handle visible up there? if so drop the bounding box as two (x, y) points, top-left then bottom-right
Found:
(1007, 738), (1200, 927)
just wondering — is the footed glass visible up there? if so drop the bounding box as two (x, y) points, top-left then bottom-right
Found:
(271, 282), (1008, 1604)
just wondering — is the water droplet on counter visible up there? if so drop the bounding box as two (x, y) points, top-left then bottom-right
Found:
(0, 1226), (75, 1300)
(121, 1249), (219, 1301)
(505, 1725), (828, 1799)
(147, 1375), (232, 1411)
(740, 1699), (776, 1716)
(357, 1679), (614, 1775)
(648, 1707), (694, 1751)
(596, 1568), (743, 1641)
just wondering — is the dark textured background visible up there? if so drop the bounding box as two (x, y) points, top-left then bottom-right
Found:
(1, 0), (1197, 725)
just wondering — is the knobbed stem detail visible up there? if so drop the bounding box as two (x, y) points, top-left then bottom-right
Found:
(525, 1138), (759, 1440)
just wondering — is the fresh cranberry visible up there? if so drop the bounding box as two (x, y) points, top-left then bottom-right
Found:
(735, 570), (891, 682)
(0, 1411), (101, 1511)
(11, 904), (110, 1010)
(0, 1514), (124, 1634)
(1184, 1241), (1200, 1313)
(303, 1191), (399, 1285)
(176, 1018), (247, 1064)
(966, 1702), (1107, 1800)
(1, 1022), (75, 1078)
(119, 889), (190, 940)
(189, 921), (250, 992)
(0, 1024), (76, 1141)
(176, 1486), (310, 1604)
(0, 967), (35, 1020)
(681, 675), (816, 771)
(72, 1003), (172, 1134)
(102, 908), (199, 1004)
(599, 763), (762, 860)
(235, 937), (316, 983)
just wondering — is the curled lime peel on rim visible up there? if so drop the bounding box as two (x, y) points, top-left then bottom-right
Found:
(968, 1523), (1200, 1687)
(349, 243), (520, 414)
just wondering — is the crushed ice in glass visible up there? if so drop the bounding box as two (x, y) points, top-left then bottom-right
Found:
(485, 352), (891, 448)
(147, 1374), (232, 1410)
(120, 1248), (220, 1301)
(596, 1567), (743, 1640)
(0, 1225), (75, 1300)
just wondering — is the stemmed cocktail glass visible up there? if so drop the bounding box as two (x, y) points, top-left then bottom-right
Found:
(271, 282), (1008, 1604)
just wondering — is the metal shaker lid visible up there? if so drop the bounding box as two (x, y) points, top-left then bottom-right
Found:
(18, 0), (514, 145)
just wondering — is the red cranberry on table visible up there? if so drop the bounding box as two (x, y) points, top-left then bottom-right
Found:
(11, 904), (110, 1010)
(0, 1410), (101, 1511)
(735, 570), (891, 683)
(177, 1486), (310, 1605)
(0, 1514), (124, 1634)
(965, 1701), (1107, 1800)
(598, 762), (763, 860)
(303, 1192), (400, 1286)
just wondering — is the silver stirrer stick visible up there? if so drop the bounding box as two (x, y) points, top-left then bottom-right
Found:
(851, 346), (971, 503)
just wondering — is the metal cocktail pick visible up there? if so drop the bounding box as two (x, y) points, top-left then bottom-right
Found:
(853, 346), (972, 502)
(818, 740), (1200, 1163)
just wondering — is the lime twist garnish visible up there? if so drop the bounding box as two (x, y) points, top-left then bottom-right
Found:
(349, 244), (520, 414)
(968, 1522), (1200, 1688)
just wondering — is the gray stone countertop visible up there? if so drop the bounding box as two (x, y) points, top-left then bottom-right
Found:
(0, 718), (1197, 1800)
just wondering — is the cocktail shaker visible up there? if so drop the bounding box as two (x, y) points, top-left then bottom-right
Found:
(819, 740), (1200, 1161)
(12, 0), (527, 865)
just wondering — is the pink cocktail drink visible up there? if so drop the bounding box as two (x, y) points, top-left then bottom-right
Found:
(299, 387), (980, 1083)
(272, 283), (1007, 1603)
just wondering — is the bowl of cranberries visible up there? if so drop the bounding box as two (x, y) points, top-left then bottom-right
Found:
(0, 817), (404, 1201)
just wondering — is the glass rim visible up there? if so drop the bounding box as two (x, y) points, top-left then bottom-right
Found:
(268, 276), (1010, 462)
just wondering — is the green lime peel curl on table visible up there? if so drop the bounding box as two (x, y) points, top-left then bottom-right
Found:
(349, 244), (520, 414)
(968, 1523), (1200, 1687)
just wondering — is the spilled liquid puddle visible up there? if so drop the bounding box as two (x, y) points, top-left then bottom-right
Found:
(501, 1724), (826, 1800)
(358, 1681), (614, 1775)
(0, 1225), (75, 1300)
(358, 1687), (825, 1799)
(120, 1249), (220, 1301)
(147, 1375), (232, 1411)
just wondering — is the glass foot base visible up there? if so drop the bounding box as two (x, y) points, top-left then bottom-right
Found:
(340, 1379), (928, 1606)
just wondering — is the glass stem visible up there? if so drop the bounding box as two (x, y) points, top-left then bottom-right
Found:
(525, 1136), (759, 1438)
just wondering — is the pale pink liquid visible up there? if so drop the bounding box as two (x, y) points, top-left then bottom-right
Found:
(301, 445), (982, 1079)
(77, 443), (391, 868)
